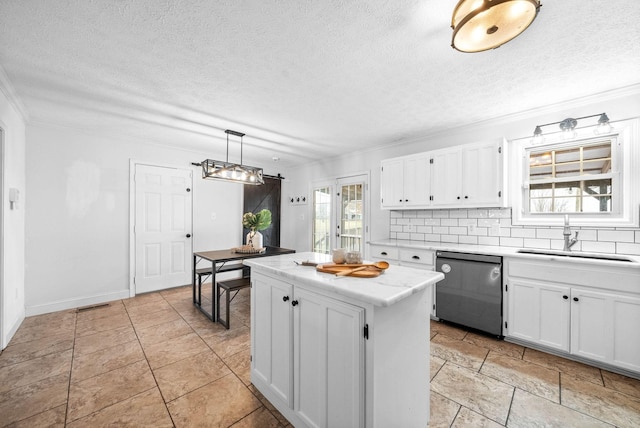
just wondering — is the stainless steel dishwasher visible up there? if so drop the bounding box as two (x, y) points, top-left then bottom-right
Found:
(435, 251), (503, 337)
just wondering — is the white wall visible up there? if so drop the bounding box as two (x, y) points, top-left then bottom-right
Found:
(0, 87), (26, 348)
(25, 124), (244, 315)
(280, 86), (640, 254)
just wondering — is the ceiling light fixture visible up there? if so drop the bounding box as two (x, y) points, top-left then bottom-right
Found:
(199, 130), (264, 185)
(531, 113), (612, 145)
(451, 0), (542, 53)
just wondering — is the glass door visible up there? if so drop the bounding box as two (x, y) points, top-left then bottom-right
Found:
(312, 186), (332, 254)
(336, 175), (368, 253)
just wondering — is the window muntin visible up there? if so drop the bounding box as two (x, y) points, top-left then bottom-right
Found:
(527, 139), (615, 214)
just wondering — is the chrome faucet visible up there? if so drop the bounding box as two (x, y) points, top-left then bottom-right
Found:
(563, 215), (579, 251)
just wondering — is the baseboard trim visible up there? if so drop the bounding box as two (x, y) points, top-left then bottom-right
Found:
(25, 290), (131, 316)
(2, 310), (25, 350)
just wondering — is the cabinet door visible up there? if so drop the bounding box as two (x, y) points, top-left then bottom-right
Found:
(461, 141), (503, 206)
(506, 278), (570, 352)
(380, 159), (404, 209)
(430, 149), (461, 206)
(251, 273), (293, 406)
(293, 287), (365, 428)
(571, 289), (640, 371)
(404, 154), (431, 207)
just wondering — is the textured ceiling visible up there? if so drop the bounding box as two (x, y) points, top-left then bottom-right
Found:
(1, 0), (640, 168)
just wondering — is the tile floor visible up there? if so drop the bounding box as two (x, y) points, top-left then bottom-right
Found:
(1, 284), (640, 427)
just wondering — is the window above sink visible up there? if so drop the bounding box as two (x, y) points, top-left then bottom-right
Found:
(510, 118), (640, 228)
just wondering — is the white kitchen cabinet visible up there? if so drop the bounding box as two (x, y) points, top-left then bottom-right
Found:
(571, 289), (640, 372)
(506, 277), (570, 352)
(251, 271), (365, 428)
(431, 140), (504, 208)
(504, 258), (640, 376)
(380, 153), (431, 209)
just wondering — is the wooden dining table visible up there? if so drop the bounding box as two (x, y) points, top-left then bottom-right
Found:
(192, 246), (296, 322)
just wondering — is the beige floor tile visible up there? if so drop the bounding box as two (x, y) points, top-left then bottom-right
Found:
(129, 306), (182, 330)
(601, 370), (640, 399)
(480, 351), (560, 402)
(464, 332), (525, 359)
(248, 384), (290, 427)
(20, 310), (76, 330)
(0, 372), (69, 426)
(224, 348), (252, 385)
(73, 324), (137, 355)
(67, 360), (156, 422)
(430, 355), (446, 380)
(122, 292), (166, 308)
(431, 363), (514, 425)
(431, 333), (488, 371)
(523, 348), (603, 385)
(9, 319), (75, 346)
(143, 332), (209, 369)
(76, 301), (127, 322)
(429, 391), (460, 428)
(430, 320), (468, 340)
(452, 406), (504, 427)
(66, 387), (173, 428)
(71, 340), (145, 383)
(0, 349), (72, 394)
(7, 403), (67, 427)
(561, 374), (640, 427)
(167, 373), (262, 428)
(75, 312), (132, 337)
(153, 350), (231, 401)
(136, 317), (194, 347)
(230, 406), (282, 428)
(0, 332), (74, 368)
(200, 324), (251, 359)
(508, 388), (613, 427)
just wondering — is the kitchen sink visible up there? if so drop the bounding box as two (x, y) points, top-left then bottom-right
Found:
(517, 248), (636, 263)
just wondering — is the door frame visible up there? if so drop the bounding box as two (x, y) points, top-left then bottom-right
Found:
(128, 160), (194, 297)
(0, 126), (4, 349)
(335, 172), (370, 258)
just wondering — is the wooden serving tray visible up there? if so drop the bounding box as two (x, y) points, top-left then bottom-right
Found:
(316, 264), (383, 277)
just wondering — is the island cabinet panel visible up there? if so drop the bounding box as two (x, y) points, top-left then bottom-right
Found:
(251, 273), (293, 406)
(294, 287), (364, 428)
(251, 271), (365, 428)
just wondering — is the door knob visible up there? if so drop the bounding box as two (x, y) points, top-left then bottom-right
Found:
(186, 234), (191, 238)
(283, 296), (290, 302)
(291, 300), (299, 306)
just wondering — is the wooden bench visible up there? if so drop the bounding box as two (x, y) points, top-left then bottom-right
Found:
(216, 276), (251, 329)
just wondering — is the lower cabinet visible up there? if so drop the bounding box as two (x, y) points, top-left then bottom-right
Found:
(505, 258), (640, 375)
(251, 271), (365, 428)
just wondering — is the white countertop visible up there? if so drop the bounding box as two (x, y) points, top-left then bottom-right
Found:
(244, 251), (444, 307)
(370, 239), (640, 267)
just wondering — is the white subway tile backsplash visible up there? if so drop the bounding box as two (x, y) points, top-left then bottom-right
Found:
(617, 242), (640, 255)
(598, 230), (635, 242)
(510, 228), (536, 238)
(459, 235), (479, 244)
(523, 238), (550, 249)
(581, 241), (616, 253)
(478, 236), (500, 246)
(389, 208), (639, 255)
(500, 237), (524, 247)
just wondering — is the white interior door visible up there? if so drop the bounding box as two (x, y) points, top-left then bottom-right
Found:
(134, 164), (193, 294)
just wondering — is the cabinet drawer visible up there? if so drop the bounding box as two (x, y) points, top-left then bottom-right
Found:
(399, 248), (435, 267)
(370, 245), (399, 261)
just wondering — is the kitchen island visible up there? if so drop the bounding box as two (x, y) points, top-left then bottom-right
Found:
(244, 251), (444, 428)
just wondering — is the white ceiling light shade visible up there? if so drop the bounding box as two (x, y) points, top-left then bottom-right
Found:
(201, 130), (265, 185)
(451, 0), (542, 53)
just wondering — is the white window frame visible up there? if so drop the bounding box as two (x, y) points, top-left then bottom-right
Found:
(510, 118), (639, 227)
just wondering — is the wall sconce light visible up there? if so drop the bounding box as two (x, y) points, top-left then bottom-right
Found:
(451, 0), (542, 53)
(196, 130), (265, 185)
(531, 113), (611, 144)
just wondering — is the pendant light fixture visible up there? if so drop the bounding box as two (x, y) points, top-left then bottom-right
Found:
(451, 0), (541, 53)
(200, 130), (264, 185)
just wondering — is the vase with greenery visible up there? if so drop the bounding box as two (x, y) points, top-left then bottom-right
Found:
(242, 209), (272, 249)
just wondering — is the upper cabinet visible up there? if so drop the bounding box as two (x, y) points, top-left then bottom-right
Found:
(381, 139), (506, 210)
(380, 152), (431, 209)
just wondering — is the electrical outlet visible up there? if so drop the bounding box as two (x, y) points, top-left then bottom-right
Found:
(490, 225), (501, 235)
(468, 224), (476, 234)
